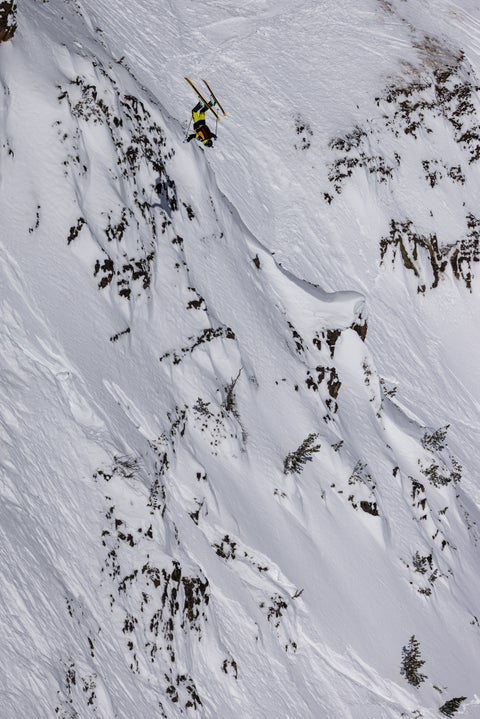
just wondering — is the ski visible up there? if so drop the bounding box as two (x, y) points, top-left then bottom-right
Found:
(202, 79), (227, 117)
(184, 77), (221, 121)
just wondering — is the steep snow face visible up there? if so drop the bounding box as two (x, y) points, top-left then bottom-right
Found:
(83, 0), (480, 494)
(1, 1), (480, 718)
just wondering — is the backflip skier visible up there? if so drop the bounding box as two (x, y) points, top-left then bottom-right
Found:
(186, 100), (217, 148)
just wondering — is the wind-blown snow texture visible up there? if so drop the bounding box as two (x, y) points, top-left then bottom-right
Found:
(1, 1), (480, 717)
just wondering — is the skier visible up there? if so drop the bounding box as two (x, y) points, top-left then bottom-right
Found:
(186, 100), (217, 147)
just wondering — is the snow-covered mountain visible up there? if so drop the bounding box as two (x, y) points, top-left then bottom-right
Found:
(1, 1), (480, 717)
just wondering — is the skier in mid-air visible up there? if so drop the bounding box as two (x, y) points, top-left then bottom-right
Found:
(184, 78), (226, 147)
(186, 99), (217, 147)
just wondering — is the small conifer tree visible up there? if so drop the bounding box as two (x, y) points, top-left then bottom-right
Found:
(400, 635), (427, 687)
(283, 433), (321, 474)
(438, 697), (467, 717)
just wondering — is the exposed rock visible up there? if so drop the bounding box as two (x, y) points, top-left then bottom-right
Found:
(0, 1), (17, 43)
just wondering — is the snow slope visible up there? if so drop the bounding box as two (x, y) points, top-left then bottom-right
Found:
(1, 1), (480, 717)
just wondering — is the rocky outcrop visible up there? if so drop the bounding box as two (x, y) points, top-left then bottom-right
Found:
(0, 1), (17, 43)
